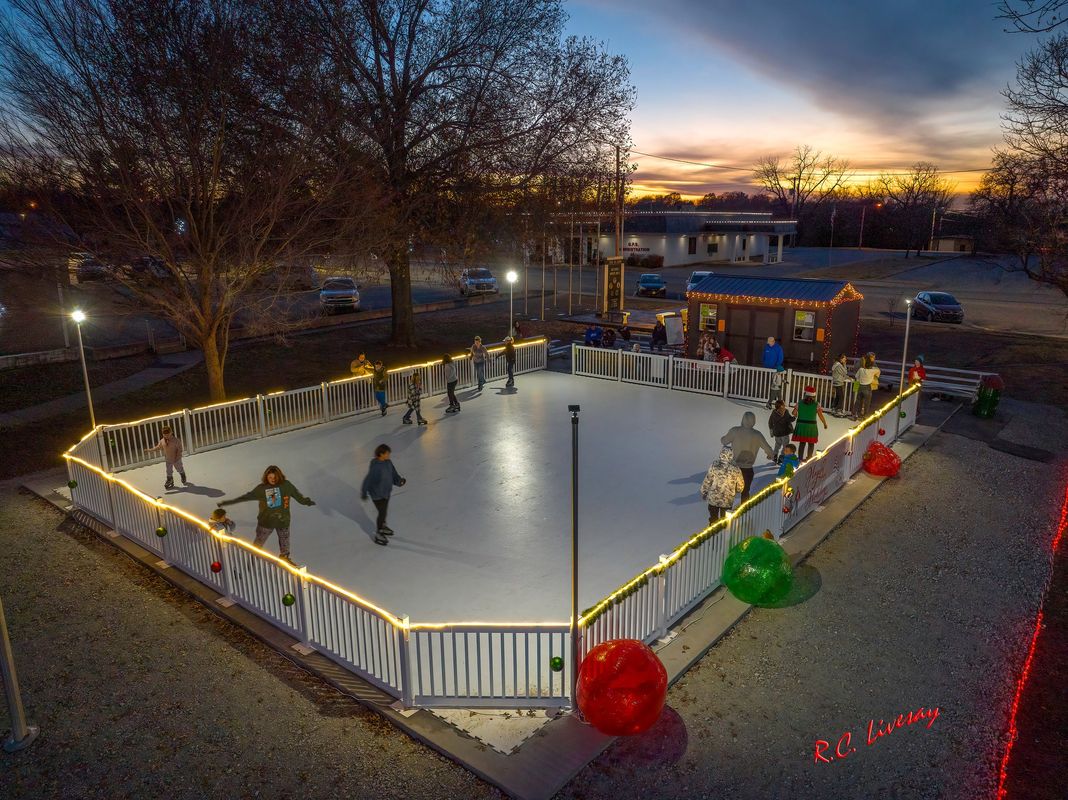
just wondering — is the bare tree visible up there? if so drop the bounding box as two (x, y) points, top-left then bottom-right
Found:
(873, 163), (954, 257)
(312, 0), (633, 346)
(998, 0), (1068, 32)
(0, 0), (354, 401)
(753, 145), (852, 240)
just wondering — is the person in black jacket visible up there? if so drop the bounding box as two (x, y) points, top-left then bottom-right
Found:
(221, 465), (315, 566)
(768, 399), (796, 464)
(501, 336), (517, 387)
(360, 444), (406, 545)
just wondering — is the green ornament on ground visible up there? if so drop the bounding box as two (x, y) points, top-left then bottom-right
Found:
(67, 479), (77, 489)
(722, 536), (793, 605)
(282, 593), (296, 607)
(549, 656), (564, 673)
(155, 526), (168, 537)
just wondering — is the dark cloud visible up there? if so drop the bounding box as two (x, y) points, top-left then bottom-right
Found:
(658, 0), (1018, 122)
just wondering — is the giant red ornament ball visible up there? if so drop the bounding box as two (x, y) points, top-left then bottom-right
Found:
(576, 639), (668, 735)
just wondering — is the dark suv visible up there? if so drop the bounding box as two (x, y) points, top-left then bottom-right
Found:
(912, 291), (964, 323)
(635, 273), (667, 297)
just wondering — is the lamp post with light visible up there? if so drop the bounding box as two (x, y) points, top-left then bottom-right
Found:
(71, 310), (96, 428)
(568, 403), (581, 708)
(895, 297), (913, 437)
(506, 270), (518, 336)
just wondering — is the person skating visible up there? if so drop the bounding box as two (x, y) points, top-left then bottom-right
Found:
(720, 411), (775, 503)
(908, 355), (927, 385)
(470, 336), (489, 391)
(767, 365), (786, 409)
(350, 351), (374, 378)
(402, 372), (427, 425)
(372, 359), (388, 416)
(768, 399), (796, 463)
(208, 507), (236, 535)
(777, 444), (801, 477)
(145, 425), (186, 490)
(501, 336), (517, 386)
(852, 355), (877, 419)
(651, 320), (667, 352)
(791, 386), (829, 462)
(443, 353), (460, 412)
(762, 336), (784, 407)
(221, 465), (315, 567)
(830, 353), (849, 417)
(360, 443), (406, 545)
(700, 446), (745, 524)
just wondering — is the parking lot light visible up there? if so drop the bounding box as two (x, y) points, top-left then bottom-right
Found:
(896, 298), (913, 437)
(507, 271), (518, 335)
(71, 310), (95, 428)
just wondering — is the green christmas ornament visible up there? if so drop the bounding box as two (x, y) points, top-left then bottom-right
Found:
(67, 479), (78, 489)
(155, 526), (168, 537)
(549, 656), (564, 673)
(899, 411), (907, 418)
(722, 536), (793, 605)
(282, 593), (296, 607)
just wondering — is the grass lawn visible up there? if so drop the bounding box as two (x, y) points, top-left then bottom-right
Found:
(797, 256), (943, 280)
(0, 353), (158, 413)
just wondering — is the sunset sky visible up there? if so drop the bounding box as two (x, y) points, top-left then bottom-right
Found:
(567, 0), (1030, 198)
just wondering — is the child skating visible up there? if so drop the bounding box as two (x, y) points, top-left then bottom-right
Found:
(372, 360), (388, 416)
(443, 354), (460, 413)
(360, 444), (407, 545)
(402, 372), (427, 425)
(145, 425), (186, 490)
(220, 465), (315, 567)
(208, 508), (236, 534)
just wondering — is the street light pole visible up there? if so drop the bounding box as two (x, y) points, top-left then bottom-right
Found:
(506, 271), (518, 336)
(568, 404), (581, 709)
(1, 595), (38, 752)
(895, 298), (913, 438)
(72, 310), (96, 428)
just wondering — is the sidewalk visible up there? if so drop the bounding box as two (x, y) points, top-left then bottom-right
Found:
(0, 350), (203, 429)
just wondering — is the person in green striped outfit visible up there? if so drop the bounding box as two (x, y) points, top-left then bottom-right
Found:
(791, 386), (828, 462)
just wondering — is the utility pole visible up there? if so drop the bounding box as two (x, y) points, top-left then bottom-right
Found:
(927, 207), (937, 253)
(858, 205), (866, 249)
(614, 145), (622, 258)
(828, 204), (836, 267)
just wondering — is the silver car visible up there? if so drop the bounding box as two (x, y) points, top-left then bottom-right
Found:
(459, 268), (499, 296)
(912, 291), (963, 323)
(319, 277), (361, 314)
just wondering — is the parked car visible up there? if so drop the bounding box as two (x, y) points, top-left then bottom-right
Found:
(127, 256), (168, 280)
(686, 270), (713, 293)
(68, 252), (110, 282)
(319, 276), (361, 314)
(458, 268), (499, 296)
(912, 291), (964, 323)
(635, 273), (667, 297)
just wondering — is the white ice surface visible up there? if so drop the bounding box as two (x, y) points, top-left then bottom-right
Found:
(121, 372), (853, 623)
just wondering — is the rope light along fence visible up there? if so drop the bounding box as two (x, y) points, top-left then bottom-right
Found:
(578, 384), (921, 657)
(61, 340), (917, 708)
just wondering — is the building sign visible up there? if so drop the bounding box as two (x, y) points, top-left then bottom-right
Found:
(604, 256), (623, 313)
(623, 240), (649, 253)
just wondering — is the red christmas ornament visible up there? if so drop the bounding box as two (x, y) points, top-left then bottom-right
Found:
(878, 428), (886, 436)
(577, 639), (668, 736)
(210, 561), (222, 573)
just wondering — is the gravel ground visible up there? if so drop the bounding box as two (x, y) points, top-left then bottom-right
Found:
(0, 427), (1061, 800)
(561, 431), (1063, 800)
(0, 482), (501, 800)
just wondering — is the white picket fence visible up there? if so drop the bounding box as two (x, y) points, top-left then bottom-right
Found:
(64, 337), (920, 709)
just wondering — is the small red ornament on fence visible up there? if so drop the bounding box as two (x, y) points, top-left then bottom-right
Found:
(210, 561), (222, 573)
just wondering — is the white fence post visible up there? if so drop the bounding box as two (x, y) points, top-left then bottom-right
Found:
(321, 382), (330, 423)
(786, 368), (793, 403)
(398, 616), (413, 708)
(667, 354), (674, 390)
(616, 347), (622, 381)
(256, 395), (266, 438)
(722, 361), (731, 398)
(570, 343), (576, 375)
(655, 555), (669, 639)
(182, 409), (195, 454)
(297, 568), (313, 649)
(218, 539), (235, 603)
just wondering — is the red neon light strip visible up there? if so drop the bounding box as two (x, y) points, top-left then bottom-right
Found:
(995, 476), (1068, 799)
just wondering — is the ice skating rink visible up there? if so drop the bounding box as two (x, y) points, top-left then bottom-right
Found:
(119, 372), (854, 622)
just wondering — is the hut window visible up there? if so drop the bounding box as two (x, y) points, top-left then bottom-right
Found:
(793, 310), (815, 342)
(699, 303), (717, 331)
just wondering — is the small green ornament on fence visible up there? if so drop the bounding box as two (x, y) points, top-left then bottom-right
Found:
(549, 656), (564, 673)
(282, 593), (296, 607)
(67, 479), (77, 489)
(155, 526), (168, 538)
(899, 411), (906, 418)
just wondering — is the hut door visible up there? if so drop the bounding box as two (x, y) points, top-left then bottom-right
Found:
(751, 310), (781, 363)
(726, 308), (751, 363)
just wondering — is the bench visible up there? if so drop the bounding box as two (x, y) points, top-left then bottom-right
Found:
(848, 358), (991, 401)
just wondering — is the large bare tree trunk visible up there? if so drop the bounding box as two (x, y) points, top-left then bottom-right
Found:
(388, 247), (416, 347)
(202, 330), (227, 402)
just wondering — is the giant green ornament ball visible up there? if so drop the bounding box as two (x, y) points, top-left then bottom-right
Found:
(67, 479), (77, 489)
(722, 536), (793, 605)
(282, 593), (296, 607)
(155, 526), (168, 538)
(549, 656), (564, 673)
